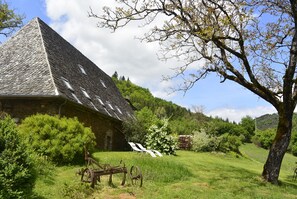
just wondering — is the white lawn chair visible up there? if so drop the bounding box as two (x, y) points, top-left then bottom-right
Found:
(151, 149), (163, 157)
(136, 143), (162, 157)
(128, 142), (156, 157)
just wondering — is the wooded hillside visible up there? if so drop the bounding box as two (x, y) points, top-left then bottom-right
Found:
(112, 73), (210, 135)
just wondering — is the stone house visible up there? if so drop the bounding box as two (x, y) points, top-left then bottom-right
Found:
(0, 18), (134, 150)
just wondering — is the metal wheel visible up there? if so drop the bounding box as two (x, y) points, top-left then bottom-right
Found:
(130, 166), (143, 187)
(81, 168), (95, 188)
(81, 168), (93, 183)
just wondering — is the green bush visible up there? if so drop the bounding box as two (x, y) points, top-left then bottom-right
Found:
(18, 114), (96, 164)
(0, 113), (36, 199)
(145, 118), (178, 155)
(218, 134), (242, 153)
(123, 107), (157, 144)
(191, 130), (221, 152)
(252, 129), (275, 149)
(239, 116), (255, 142)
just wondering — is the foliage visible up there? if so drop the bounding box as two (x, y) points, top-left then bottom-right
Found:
(252, 129), (275, 149)
(203, 120), (244, 153)
(240, 116), (255, 142)
(113, 75), (209, 135)
(218, 134), (242, 153)
(18, 114), (96, 164)
(255, 114), (279, 131)
(123, 107), (157, 144)
(169, 117), (200, 135)
(0, 114), (36, 199)
(61, 183), (93, 199)
(191, 130), (220, 152)
(146, 118), (178, 155)
(0, 0), (23, 37)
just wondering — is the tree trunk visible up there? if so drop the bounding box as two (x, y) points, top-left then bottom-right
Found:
(262, 111), (293, 184)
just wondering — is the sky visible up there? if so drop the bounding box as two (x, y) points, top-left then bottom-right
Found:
(2, 0), (277, 122)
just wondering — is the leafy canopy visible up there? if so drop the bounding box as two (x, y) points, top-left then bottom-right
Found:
(0, 0), (23, 37)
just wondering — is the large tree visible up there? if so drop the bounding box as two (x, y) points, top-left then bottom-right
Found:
(90, 0), (297, 184)
(0, 0), (23, 37)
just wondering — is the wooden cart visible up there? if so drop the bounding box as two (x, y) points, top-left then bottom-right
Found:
(80, 148), (143, 188)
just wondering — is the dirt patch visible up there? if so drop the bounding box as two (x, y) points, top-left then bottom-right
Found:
(118, 192), (136, 199)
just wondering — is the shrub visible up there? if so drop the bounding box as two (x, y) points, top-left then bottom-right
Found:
(0, 113), (36, 199)
(252, 129), (275, 149)
(218, 134), (242, 153)
(123, 107), (157, 144)
(239, 116), (255, 142)
(18, 114), (96, 164)
(191, 130), (221, 152)
(146, 118), (178, 155)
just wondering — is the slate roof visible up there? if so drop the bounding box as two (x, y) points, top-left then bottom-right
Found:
(0, 18), (134, 121)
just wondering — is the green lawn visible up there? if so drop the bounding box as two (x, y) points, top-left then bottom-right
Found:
(32, 144), (297, 199)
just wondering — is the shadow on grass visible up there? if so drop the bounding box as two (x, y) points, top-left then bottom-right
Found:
(208, 164), (297, 192)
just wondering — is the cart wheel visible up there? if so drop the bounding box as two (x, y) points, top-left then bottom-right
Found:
(130, 166), (143, 187)
(81, 168), (93, 183)
(81, 168), (96, 188)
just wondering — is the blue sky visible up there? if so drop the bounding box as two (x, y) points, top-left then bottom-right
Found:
(2, 0), (276, 122)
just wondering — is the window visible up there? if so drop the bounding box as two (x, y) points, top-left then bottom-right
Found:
(127, 112), (133, 118)
(72, 93), (82, 104)
(115, 105), (123, 114)
(104, 108), (112, 116)
(78, 64), (87, 75)
(100, 79), (107, 88)
(114, 112), (121, 120)
(81, 87), (91, 100)
(90, 102), (98, 111)
(62, 77), (74, 91)
(106, 101), (114, 110)
(96, 95), (105, 106)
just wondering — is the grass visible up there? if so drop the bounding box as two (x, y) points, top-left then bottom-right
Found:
(31, 144), (297, 199)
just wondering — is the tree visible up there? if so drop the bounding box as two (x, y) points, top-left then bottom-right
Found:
(112, 71), (119, 79)
(90, 0), (297, 184)
(0, 113), (36, 198)
(0, 0), (23, 37)
(240, 116), (255, 142)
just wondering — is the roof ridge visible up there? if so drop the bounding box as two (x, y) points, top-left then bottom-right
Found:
(0, 17), (39, 47)
(35, 18), (60, 96)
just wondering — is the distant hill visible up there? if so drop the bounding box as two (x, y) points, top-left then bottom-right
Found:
(255, 114), (279, 130)
(256, 113), (297, 132)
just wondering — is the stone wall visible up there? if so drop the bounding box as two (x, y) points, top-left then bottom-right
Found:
(0, 98), (128, 150)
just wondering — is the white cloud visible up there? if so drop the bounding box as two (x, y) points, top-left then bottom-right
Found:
(206, 106), (277, 123)
(45, 0), (178, 101)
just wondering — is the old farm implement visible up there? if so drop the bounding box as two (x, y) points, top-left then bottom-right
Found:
(80, 148), (143, 188)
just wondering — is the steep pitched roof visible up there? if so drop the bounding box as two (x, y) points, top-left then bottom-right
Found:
(0, 18), (133, 121)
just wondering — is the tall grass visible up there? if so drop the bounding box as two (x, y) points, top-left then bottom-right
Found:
(93, 151), (192, 183)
